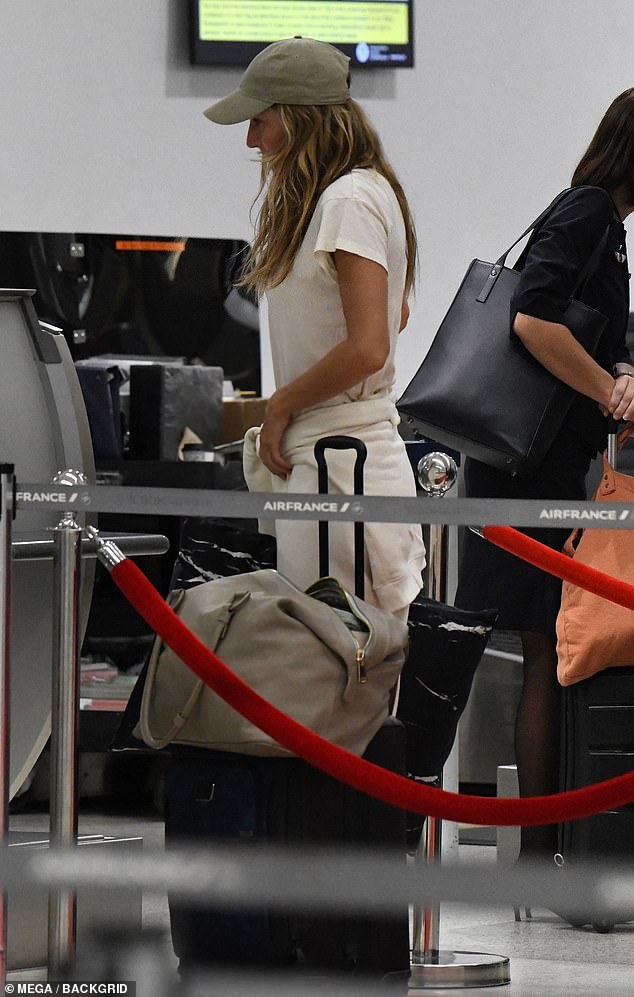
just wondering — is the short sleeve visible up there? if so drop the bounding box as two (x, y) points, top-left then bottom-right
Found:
(510, 187), (614, 326)
(313, 192), (389, 271)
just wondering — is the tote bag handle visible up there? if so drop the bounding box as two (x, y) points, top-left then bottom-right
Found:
(477, 187), (611, 304)
(496, 188), (574, 266)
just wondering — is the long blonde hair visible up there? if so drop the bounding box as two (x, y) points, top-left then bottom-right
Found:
(238, 99), (417, 297)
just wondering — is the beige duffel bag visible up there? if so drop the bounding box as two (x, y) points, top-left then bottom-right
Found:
(135, 569), (409, 757)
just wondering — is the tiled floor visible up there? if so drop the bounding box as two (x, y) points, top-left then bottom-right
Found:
(8, 801), (634, 996)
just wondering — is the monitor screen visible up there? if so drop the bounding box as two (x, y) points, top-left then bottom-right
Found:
(189, 0), (414, 68)
(0, 231), (261, 393)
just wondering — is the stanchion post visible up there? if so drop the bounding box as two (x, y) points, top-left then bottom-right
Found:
(409, 452), (510, 990)
(48, 471), (86, 976)
(0, 465), (14, 985)
(411, 453), (454, 967)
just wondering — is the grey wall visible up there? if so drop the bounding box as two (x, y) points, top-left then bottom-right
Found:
(0, 0), (632, 393)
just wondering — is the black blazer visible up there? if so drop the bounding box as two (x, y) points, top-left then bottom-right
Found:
(510, 185), (631, 454)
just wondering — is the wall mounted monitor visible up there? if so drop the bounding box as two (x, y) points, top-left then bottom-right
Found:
(189, 0), (414, 68)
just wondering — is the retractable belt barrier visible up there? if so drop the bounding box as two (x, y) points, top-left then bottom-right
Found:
(15, 483), (634, 528)
(16, 482), (634, 829)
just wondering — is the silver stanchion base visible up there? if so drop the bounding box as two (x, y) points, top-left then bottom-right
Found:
(409, 950), (511, 989)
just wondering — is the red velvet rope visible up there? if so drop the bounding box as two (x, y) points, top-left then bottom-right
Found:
(110, 557), (634, 827)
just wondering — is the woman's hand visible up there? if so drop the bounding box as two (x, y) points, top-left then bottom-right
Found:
(606, 373), (634, 422)
(258, 391), (293, 479)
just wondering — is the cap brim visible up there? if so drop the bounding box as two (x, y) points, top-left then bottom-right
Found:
(203, 90), (274, 125)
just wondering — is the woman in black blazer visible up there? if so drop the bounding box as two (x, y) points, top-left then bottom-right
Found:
(456, 88), (634, 866)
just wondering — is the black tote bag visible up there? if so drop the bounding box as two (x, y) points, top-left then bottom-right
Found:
(397, 188), (610, 477)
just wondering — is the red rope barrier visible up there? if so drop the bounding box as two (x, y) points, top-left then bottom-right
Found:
(110, 557), (634, 828)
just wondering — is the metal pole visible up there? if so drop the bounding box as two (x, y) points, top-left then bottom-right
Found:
(0, 465), (14, 985)
(411, 456), (453, 966)
(48, 471), (86, 976)
(607, 432), (617, 469)
(409, 452), (510, 989)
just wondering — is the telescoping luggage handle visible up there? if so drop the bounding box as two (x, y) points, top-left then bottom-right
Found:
(314, 436), (367, 600)
(605, 416), (631, 469)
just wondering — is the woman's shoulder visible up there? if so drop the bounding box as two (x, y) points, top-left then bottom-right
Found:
(551, 185), (614, 225)
(320, 169), (392, 203)
(317, 171), (398, 227)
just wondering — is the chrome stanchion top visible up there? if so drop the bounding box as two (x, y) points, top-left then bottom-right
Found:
(84, 525), (126, 570)
(417, 452), (458, 498)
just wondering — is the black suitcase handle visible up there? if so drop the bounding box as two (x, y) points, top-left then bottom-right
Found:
(314, 435), (367, 599)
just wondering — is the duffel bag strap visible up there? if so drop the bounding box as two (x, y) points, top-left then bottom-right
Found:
(139, 591), (248, 749)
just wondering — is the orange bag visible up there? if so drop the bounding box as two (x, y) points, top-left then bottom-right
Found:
(556, 431), (634, 686)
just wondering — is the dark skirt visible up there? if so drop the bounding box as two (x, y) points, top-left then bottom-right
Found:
(454, 430), (595, 635)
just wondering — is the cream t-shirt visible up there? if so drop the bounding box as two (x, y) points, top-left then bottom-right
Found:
(250, 169), (425, 615)
(265, 168), (407, 407)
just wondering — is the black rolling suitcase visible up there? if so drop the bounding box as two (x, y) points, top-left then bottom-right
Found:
(559, 670), (634, 931)
(556, 431), (634, 931)
(165, 436), (410, 976)
(560, 667), (634, 863)
(559, 668), (634, 893)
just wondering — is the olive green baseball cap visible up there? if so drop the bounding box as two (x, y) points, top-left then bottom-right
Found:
(203, 36), (351, 125)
